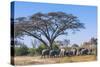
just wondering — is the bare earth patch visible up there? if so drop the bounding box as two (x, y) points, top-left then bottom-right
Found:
(14, 55), (97, 66)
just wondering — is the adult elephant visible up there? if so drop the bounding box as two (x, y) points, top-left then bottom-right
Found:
(71, 48), (77, 56)
(41, 49), (50, 58)
(49, 48), (65, 58)
(59, 48), (65, 57)
(64, 48), (77, 56)
(64, 48), (78, 56)
(49, 49), (60, 58)
(88, 49), (93, 55)
(64, 50), (71, 56)
(80, 48), (89, 55)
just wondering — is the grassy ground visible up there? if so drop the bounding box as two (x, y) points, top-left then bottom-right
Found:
(14, 55), (97, 66)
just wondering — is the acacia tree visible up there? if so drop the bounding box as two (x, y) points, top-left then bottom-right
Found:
(14, 12), (85, 49)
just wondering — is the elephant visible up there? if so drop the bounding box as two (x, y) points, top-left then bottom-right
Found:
(88, 49), (93, 55)
(79, 48), (89, 55)
(49, 48), (66, 58)
(71, 48), (77, 56)
(59, 48), (65, 57)
(64, 50), (72, 56)
(41, 49), (50, 58)
(64, 48), (78, 56)
(64, 50), (69, 56)
(49, 49), (60, 58)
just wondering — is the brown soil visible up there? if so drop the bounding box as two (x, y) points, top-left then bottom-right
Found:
(14, 55), (97, 66)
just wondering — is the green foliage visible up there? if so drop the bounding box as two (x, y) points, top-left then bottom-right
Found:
(36, 44), (47, 55)
(28, 48), (36, 56)
(15, 44), (29, 56)
(52, 45), (59, 50)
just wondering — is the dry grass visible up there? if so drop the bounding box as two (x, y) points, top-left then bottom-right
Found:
(14, 55), (97, 66)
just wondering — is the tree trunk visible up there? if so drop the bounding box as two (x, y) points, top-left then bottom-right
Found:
(50, 44), (52, 50)
(49, 41), (53, 50)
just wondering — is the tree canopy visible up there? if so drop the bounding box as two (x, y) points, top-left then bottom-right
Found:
(14, 12), (85, 49)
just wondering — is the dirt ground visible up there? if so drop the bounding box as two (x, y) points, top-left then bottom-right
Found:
(14, 55), (97, 66)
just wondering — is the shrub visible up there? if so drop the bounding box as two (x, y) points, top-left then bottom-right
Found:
(36, 44), (47, 55)
(28, 48), (36, 56)
(15, 44), (29, 56)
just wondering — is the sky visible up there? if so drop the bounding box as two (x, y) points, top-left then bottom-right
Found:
(12, 1), (97, 47)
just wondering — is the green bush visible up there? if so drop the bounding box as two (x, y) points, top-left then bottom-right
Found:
(15, 43), (60, 56)
(28, 48), (36, 56)
(15, 44), (29, 56)
(36, 44), (47, 55)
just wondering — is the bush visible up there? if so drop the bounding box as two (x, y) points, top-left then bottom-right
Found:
(36, 44), (47, 55)
(15, 43), (60, 56)
(15, 44), (29, 56)
(28, 48), (36, 56)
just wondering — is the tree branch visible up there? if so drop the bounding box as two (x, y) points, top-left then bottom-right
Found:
(21, 29), (49, 48)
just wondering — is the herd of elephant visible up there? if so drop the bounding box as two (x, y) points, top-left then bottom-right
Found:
(41, 48), (94, 58)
